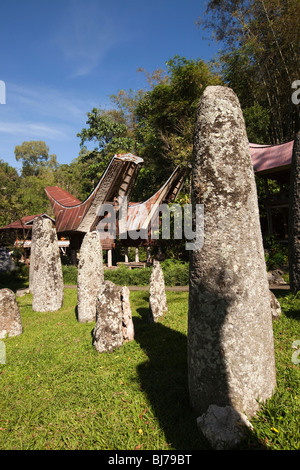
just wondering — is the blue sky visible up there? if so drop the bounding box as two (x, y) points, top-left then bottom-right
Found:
(0, 0), (221, 172)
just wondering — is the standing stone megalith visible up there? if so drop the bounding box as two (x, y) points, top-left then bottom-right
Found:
(289, 132), (300, 294)
(121, 285), (135, 341)
(77, 231), (104, 323)
(188, 86), (276, 420)
(31, 216), (64, 312)
(29, 226), (37, 293)
(149, 260), (168, 322)
(93, 281), (123, 353)
(0, 288), (23, 338)
(92, 281), (134, 353)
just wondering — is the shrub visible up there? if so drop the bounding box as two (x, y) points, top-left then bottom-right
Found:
(0, 259), (190, 289)
(105, 260), (189, 286)
(62, 265), (78, 285)
(0, 265), (29, 290)
(264, 236), (288, 270)
(161, 260), (189, 286)
(104, 265), (152, 286)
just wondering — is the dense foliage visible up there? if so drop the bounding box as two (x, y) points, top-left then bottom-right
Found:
(200, 0), (300, 143)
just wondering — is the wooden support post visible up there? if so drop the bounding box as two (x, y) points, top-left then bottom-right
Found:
(107, 249), (112, 267)
(135, 247), (139, 263)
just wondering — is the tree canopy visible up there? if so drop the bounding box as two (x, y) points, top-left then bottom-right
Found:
(14, 140), (58, 177)
(75, 56), (222, 200)
(200, 0), (300, 143)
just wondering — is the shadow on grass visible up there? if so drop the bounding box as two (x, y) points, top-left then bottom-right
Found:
(284, 309), (300, 320)
(0, 271), (29, 292)
(133, 304), (268, 450)
(133, 309), (208, 450)
(272, 288), (300, 321)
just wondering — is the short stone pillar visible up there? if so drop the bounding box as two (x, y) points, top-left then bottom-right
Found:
(188, 86), (276, 420)
(121, 285), (135, 342)
(29, 226), (38, 293)
(31, 216), (64, 312)
(77, 231), (104, 323)
(149, 260), (168, 322)
(0, 288), (23, 339)
(146, 246), (151, 264)
(270, 290), (281, 321)
(93, 281), (134, 353)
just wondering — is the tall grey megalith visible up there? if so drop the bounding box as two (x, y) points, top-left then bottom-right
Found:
(0, 288), (23, 339)
(31, 216), (64, 312)
(77, 230), (104, 323)
(149, 260), (168, 322)
(29, 223), (37, 293)
(188, 86), (276, 420)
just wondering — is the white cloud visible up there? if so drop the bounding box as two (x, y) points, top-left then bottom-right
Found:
(52, 1), (123, 78)
(0, 121), (69, 140)
(0, 81), (97, 146)
(8, 83), (94, 122)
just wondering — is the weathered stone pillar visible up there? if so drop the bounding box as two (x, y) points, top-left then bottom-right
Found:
(124, 247), (129, 263)
(29, 232), (36, 293)
(31, 216), (64, 312)
(92, 281), (134, 353)
(146, 246), (151, 264)
(149, 260), (168, 322)
(289, 132), (300, 294)
(135, 247), (139, 263)
(121, 285), (135, 342)
(77, 231), (104, 323)
(0, 288), (23, 338)
(188, 86), (276, 419)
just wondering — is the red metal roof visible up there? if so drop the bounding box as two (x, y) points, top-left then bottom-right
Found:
(45, 142), (295, 236)
(125, 166), (187, 234)
(0, 214), (54, 230)
(45, 186), (86, 233)
(250, 140), (293, 174)
(45, 153), (144, 233)
(44, 187), (81, 207)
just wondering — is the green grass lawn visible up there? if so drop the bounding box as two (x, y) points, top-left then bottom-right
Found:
(0, 288), (299, 450)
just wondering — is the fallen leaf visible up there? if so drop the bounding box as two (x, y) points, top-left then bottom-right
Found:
(271, 427), (279, 433)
